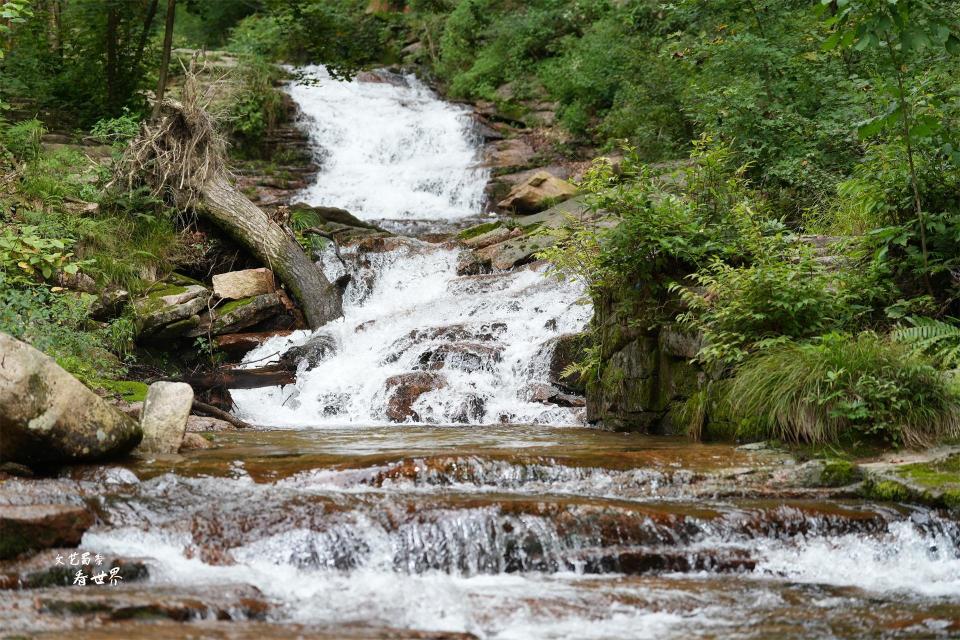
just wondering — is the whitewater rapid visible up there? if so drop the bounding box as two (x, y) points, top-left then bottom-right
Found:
(233, 65), (590, 427)
(232, 240), (591, 427)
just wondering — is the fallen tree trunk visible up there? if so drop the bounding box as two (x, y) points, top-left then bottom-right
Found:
(184, 363), (295, 390)
(116, 61), (342, 329)
(201, 173), (342, 329)
(191, 399), (254, 429)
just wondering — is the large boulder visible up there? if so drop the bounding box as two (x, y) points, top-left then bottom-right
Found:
(212, 268), (276, 300)
(138, 382), (194, 455)
(384, 372), (447, 422)
(497, 171), (577, 214)
(0, 333), (142, 466)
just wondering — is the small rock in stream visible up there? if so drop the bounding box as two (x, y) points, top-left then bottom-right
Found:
(138, 382), (194, 455)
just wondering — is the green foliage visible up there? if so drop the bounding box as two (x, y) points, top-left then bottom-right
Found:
(542, 139), (766, 302)
(1, 118), (44, 161)
(1, 0), (161, 123)
(0, 225), (88, 284)
(724, 332), (960, 447)
(18, 147), (105, 205)
(229, 0), (398, 78)
(226, 14), (286, 58)
(0, 0), (32, 58)
(226, 58), (286, 155)
(893, 316), (960, 369)
(89, 109), (142, 145)
(0, 274), (131, 384)
(676, 252), (855, 365)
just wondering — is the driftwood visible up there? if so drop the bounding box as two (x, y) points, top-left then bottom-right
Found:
(214, 330), (294, 360)
(191, 399), (254, 429)
(116, 60), (342, 329)
(184, 363), (295, 391)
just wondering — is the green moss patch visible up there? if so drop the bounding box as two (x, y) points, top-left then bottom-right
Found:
(897, 454), (960, 489)
(98, 379), (149, 403)
(457, 221), (502, 241)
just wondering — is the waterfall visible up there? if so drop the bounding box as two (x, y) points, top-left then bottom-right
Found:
(232, 67), (591, 427)
(288, 65), (489, 221)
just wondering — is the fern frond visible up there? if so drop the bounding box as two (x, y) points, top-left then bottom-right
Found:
(893, 316), (960, 369)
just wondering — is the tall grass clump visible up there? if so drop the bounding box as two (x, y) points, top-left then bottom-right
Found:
(726, 332), (960, 447)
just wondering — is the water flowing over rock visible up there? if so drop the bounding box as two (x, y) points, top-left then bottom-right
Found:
(288, 66), (489, 221)
(232, 243), (590, 426)
(0, 333), (142, 466)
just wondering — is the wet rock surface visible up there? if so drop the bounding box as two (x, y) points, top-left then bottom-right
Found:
(2, 427), (959, 638)
(0, 505), (94, 559)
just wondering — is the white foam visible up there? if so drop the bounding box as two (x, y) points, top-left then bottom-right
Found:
(753, 518), (960, 597)
(232, 241), (591, 427)
(289, 65), (489, 220)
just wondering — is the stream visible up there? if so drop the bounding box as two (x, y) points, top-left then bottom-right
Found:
(4, 68), (960, 639)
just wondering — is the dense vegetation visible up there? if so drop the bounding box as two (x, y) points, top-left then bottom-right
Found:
(1, 0), (959, 447)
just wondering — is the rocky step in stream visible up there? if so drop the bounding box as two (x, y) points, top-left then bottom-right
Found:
(3, 427), (959, 639)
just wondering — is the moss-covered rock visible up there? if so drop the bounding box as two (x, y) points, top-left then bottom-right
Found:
(0, 333), (142, 467)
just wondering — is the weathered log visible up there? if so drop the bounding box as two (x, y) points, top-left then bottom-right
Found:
(201, 173), (342, 329)
(214, 330), (294, 360)
(184, 364), (294, 390)
(117, 66), (343, 331)
(191, 400), (254, 429)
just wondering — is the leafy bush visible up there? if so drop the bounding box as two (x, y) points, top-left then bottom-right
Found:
(0, 274), (131, 384)
(542, 139), (765, 302)
(1, 118), (44, 161)
(226, 59), (286, 156)
(724, 332), (960, 447)
(0, 225), (87, 284)
(89, 109), (142, 145)
(675, 249), (884, 365)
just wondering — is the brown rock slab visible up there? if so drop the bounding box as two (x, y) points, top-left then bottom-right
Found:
(212, 268), (276, 301)
(0, 504), (94, 559)
(497, 170), (576, 214)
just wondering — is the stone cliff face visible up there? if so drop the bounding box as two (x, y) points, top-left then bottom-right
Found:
(586, 289), (705, 434)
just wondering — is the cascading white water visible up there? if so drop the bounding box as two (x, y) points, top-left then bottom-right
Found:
(233, 239), (592, 426)
(233, 67), (590, 427)
(289, 65), (489, 221)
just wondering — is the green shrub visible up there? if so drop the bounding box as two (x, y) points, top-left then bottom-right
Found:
(675, 250), (880, 365)
(1, 118), (44, 161)
(89, 109), (142, 145)
(893, 316), (960, 370)
(724, 332), (960, 447)
(226, 14), (286, 59)
(0, 225), (88, 284)
(0, 275), (131, 384)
